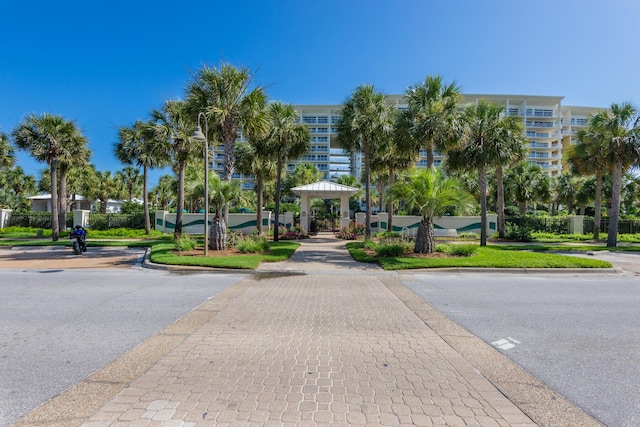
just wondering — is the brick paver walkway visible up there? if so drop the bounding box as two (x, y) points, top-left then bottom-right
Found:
(77, 234), (535, 426)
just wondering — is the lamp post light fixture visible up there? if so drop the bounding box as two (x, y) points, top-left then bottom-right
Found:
(190, 112), (209, 255)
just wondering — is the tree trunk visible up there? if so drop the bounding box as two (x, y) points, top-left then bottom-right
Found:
(387, 168), (394, 234)
(519, 201), (527, 215)
(496, 165), (506, 238)
(50, 160), (59, 242)
(364, 141), (371, 240)
(256, 175), (264, 234)
(58, 164), (68, 232)
(594, 172), (602, 240)
(426, 147), (434, 168)
(414, 217), (435, 253)
(478, 166), (488, 246)
(209, 215), (227, 250)
(143, 165), (151, 235)
(174, 159), (185, 239)
(607, 162), (622, 248)
(274, 157), (283, 242)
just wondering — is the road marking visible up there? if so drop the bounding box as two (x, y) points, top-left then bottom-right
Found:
(492, 337), (520, 350)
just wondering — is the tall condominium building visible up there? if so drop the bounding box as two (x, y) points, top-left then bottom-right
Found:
(211, 94), (606, 187)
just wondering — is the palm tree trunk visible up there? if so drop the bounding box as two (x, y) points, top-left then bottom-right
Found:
(174, 159), (185, 239)
(58, 164), (68, 233)
(274, 158), (283, 242)
(426, 147), (434, 168)
(364, 141), (372, 240)
(387, 168), (394, 233)
(256, 175), (264, 234)
(414, 217), (435, 253)
(50, 160), (59, 242)
(210, 215), (227, 250)
(478, 166), (488, 246)
(594, 172), (602, 240)
(496, 165), (506, 238)
(607, 162), (622, 248)
(143, 165), (151, 235)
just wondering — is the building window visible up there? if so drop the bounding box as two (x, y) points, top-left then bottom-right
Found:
(331, 116), (340, 124)
(317, 116), (328, 124)
(303, 116), (316, 124)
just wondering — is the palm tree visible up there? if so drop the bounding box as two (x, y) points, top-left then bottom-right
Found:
(115, 120), (171, 234)
(372, 113), (419, 233)
(398, 75), (463, 167)
(86, 170), (124, 213)
(235, 138), (276, 234)
(589, 103), (640, 247)
(151, 174), (176, 211)
(116, 166), (143, 200)
(336, 84), (393, 239)
(446, 100), (521, 246)
(566, 123), (609, 239)
(390, 167), (474, 253)
(186, 62), (269, 183)
(504, 162), (550, 215)
(152, 100), (198, 239)
(12, 114), (83, 241)
(55, 127), (90, 232)
(265, 102), (310, 242)
(0, 132), (16, 169)
(3, 166), (36, 196)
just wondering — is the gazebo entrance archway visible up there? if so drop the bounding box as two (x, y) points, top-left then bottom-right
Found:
(291, 181), (359, 232)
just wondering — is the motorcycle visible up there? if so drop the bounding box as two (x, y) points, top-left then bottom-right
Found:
(69, 227), (87, 255)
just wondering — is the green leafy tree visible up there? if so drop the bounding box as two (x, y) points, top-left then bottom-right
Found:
(447, 101), (516, 245)
(151, 174), (176, 211)
(85, 170), (124, 213)
(265, 102), (310, 241)
(152, 100), (199, 239)
(186, 62), (269, 182)
(115, 120), (171, 234)
(56, 126), (90, 232)
(390, 167), (474, 253)
(398, 75), (463, 167)
(235, 138), (276, 234)
(504, 162), (550, 215)
(282, 162), (322, 198)
(336, 84), (393, 239)
(12, 114), (84, 241)
(0, 132), (16, 169)
(588, 103), (640, 247)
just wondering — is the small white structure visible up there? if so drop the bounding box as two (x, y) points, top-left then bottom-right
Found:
(291, 181), (359, 231)
(27, 194), (92, 212)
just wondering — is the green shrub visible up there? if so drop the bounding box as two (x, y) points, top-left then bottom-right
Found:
(366, 238), (412, 257)
(447, 244), (478, 256)
(174, 234), (197, 251)
(336, 222), (365, 240)
(505, 222), (534, 242)
(237, 235), (269, 253)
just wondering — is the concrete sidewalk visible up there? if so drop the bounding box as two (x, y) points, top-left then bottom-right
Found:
(12, 234), (603, 426)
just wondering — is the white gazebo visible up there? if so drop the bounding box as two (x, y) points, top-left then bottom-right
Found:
(291, 181), (359, 231)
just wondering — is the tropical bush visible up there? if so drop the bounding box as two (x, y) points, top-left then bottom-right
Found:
(335, 222), (365, 240)
(365, 238), (412, 257)
(277, 224), (309, 240)
(505, 222), (534, 242)
(174, 234), (197, 251)
(237, 235), (270, 253)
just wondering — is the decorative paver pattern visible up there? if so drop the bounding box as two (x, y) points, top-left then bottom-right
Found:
(81, 271), (535, 426)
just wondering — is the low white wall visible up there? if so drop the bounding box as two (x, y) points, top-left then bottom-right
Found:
(154, 211), (296, 235)
(0, 209), (12, 228)
(354, 213), (497, 236)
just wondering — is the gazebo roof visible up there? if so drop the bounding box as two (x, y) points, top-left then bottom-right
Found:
(291, 181), (359, 198)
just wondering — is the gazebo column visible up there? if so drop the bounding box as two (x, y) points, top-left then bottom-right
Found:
(340, 195), (350, 229)
(300, 194), (309, 231)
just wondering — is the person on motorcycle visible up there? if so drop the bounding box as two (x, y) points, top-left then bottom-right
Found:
(73, 225), (88, 253)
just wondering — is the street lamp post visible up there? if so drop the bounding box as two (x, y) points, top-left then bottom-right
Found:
(190, 112), (209, 255)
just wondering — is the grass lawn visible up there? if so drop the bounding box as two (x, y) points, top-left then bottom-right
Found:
(346, 242), (613, 270)
(150, 241), (300, 269)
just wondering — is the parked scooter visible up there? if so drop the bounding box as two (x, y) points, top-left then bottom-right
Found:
(70, 225), (87, 255)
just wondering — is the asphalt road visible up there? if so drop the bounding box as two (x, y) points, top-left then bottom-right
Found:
(0, 268), (246, 427)
(402, 270), (640, 427)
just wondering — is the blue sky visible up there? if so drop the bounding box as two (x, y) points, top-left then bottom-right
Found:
(1, 0), (639, 189)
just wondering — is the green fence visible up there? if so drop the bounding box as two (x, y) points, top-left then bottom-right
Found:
(7, 212), (154, 230)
